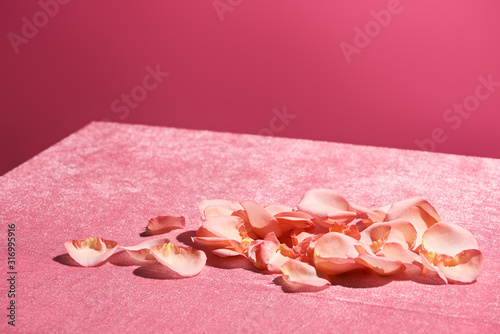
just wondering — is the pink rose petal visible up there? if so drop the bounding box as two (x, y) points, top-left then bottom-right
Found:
(146, 215), (186, 235)
(150, 243), (207, 277)
(120, 238), (170, 261)
(420, 222), (483, 283)
(240, 200), (282, 238)
(280, 259), (330, 292)
(64, 237), (118, 267)
(297, 189), (357, 222)
(313, 232), (363, 275)
(437, 249), (484, 283)
(422, 222), (479, 256)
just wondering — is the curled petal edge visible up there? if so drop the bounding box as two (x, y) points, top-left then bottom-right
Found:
(146, 216), (186, 235)
(150, 243), (207, 278)
(120, 238), (170, 261)
(280, 259), (330, 292)
(64, 237), (118, 267)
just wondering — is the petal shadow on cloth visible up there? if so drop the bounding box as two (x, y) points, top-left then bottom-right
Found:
(133, 262), (186, 280)
(108, 250), (148, 267)
(273, 265), (446, 292)
(176, 230), (196, 247)
(53, 253), (107, 267)
(272, 276), (331, 293)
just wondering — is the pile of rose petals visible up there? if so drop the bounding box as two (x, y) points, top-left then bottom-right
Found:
(194, 189), (484, 291)
(64, 189), (484, 292)
(64, 216), (207, 278)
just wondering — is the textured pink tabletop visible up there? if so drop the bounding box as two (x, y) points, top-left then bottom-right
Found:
(1, 122), (499, 333)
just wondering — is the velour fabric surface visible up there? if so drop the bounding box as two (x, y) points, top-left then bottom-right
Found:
(1, 121), (499, 333)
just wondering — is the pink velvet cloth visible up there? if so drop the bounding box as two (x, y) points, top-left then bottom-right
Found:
(1, 122), (499, 333)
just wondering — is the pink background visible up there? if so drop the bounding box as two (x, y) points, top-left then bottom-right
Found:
(1, 0), (500, 176)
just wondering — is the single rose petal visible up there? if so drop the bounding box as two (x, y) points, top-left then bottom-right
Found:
(386, 197), (441, 223)
(198, 199), (242, 219)
(146, 216), (185, 235)
(297, 189), (357, 222)
(150, 243), (207, 277)
(355, 254), (404, 275)
(64, 237), (118, 267)
(315, 232), (359, 258)
(314, 232), (362, 275)
(437, 249), (484, 283)
(240, 200), (282, 238)
(120, 238), (170, 261)
(422, 222), (479, 256)
(420, 222), (483, 283)
(280, 259), (330, 292)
